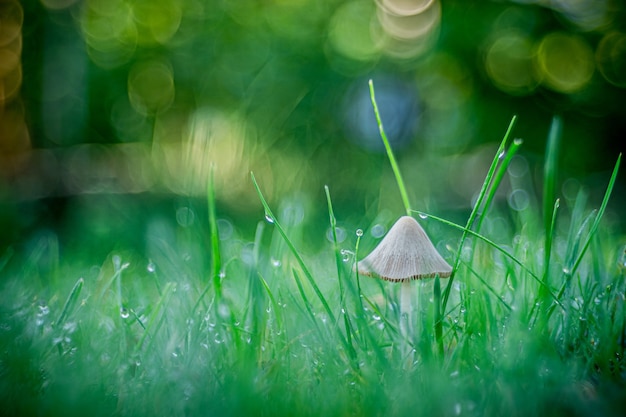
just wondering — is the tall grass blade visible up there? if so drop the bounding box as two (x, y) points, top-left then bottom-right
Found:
(569, 154), (621, 277)
(541, 117), (562, 297)
(441, 116), (517, 313)
(368, 79), (411, 216)
(474, 137), (523, 235)
(325, 185), (357, 356)
(207, 166), (222, 302)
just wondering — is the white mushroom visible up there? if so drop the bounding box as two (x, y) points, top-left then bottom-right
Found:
(357, 215), (452, 340)
(357, 216), (452, 281)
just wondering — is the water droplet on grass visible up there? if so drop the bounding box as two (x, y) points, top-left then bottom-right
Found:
(120, 307), (130, 319)
(418, 213), (428, 220)
(264, 213), (274, 224)
(147, 261), (156, 273)
(271, 258), (282, 267)
(356, 229), (363, 237)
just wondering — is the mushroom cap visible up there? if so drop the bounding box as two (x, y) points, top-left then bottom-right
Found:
(357, 216), (452, 282)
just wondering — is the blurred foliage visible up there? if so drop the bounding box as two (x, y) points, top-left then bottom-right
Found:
(1, 0), (625, 251)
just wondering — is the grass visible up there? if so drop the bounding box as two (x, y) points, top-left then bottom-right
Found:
(1, 83), (625, 416)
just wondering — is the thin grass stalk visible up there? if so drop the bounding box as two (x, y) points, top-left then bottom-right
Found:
(55, 277), (84, 327)
(324, 186), (358, 358)
(207, 166), (222, 303)
(433, 275), (443, 358)
(368, 79), (411, 216)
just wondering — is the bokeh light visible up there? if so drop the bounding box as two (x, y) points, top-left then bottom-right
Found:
(127, 58), (175, 116)
(596, 31), (626, 88)
(484, 31), (538, 95)
(326, 0), (381, 72)
(535, 32), (594, 94)
(375, 0), (441, 60)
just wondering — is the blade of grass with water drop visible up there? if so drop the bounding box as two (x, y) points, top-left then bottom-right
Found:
(441, 116), (518, 313)
(369, 79), (411, 216)
(325, 185), (357, 356)
(251, 172), (352, 356)
(474, 137), (523, 235)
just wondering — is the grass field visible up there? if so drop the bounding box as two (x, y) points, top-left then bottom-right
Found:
(1, 90), (625, 416)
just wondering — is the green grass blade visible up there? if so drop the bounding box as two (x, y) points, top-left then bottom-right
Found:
(474, 137), (523, 235)
(135, 281), (176, 354)
(207, 166), (222, 302)
(369, 79), (411, 216)
(570, 153), (622, 277)
(325, 185), (346, 302)
(55, 277), (84, 327)
(541, 117), (562, 298)
(325, 185), (358, 357)
(433, 275), (443, 358)
(442, 116), (517, 312)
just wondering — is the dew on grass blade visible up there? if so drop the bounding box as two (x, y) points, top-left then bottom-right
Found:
(356, 228), (363, 237)
(418, 212), (428, 219)
(120, 307), (130, 319)
(146, 261), (156, 273)
(38, 304), (50, 316)
(271, 258), (282, 267)
(264, 213), (274, 224)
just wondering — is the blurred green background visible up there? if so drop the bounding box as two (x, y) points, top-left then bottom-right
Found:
(1, 0), (625, 257)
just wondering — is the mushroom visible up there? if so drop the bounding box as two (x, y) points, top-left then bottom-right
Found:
(357, 215), (452, 338)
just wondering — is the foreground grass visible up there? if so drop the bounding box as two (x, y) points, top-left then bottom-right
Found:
(1, 114), (625, 416)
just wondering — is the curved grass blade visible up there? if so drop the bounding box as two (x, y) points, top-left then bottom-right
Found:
(55, 277), (84, 327)
(569, 154), (621, 277)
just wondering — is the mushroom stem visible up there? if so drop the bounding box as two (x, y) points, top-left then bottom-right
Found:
(399, 281), (414, 341)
